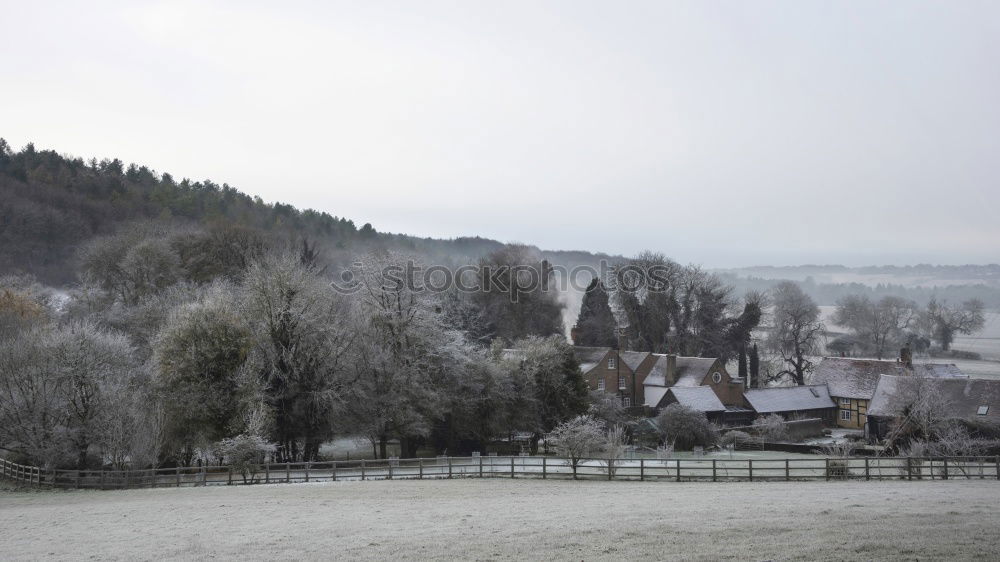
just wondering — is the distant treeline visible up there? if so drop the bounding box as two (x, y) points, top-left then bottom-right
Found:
(718, 274), (1000, 310)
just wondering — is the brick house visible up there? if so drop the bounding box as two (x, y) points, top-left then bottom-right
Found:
(809, 357), (967, 430)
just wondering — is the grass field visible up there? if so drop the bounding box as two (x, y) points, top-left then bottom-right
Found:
(3, 479), (999, 560)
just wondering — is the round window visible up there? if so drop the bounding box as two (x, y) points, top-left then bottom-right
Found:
(711, 372), (723, 384)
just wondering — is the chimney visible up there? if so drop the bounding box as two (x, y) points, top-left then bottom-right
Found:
(900, 344), (913, 370)
(570, 325), (579, 346)
(666, 354), (678, 386)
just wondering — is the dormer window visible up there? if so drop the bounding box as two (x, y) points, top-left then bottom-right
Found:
(608, 357), (616, 369)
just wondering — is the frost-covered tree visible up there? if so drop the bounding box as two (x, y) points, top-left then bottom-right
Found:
(922, 298), (985, 351)
(655, 403), (717, 450)
(510, 335), (589, 454)
(154, 284), (252, 465)
(833, 295), (917, 359)
(241, 254), (352, 462)
(347, 252), (470, 459)
(768, 281), (823, 385)
(0, 320), (139, 469)
(547, 415), (605, 479)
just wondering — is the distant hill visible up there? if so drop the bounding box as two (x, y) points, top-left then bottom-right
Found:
(0, 138), (615, 285)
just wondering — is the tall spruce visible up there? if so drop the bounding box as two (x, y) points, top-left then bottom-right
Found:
(573, 278), (618, 347)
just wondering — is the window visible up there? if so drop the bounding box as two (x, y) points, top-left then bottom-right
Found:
(840, 409), (852, 421)
(840, 398), (852, 406)
(608, 357), (617, 369)
(597, 379), (606, 391)
(618, 375), (626, 389)
(623, 396), (631, 407)
(978, 405), (990, 416)
(711, 372), (722, 384)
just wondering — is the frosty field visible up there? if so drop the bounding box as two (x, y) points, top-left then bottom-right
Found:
(3, 479), (1000, 561)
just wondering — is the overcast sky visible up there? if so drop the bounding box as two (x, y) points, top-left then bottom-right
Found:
(3, 1), (998, 267)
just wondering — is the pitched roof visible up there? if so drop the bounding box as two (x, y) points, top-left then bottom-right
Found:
(743, 385), (836, 414)
(665, 386), (726, 413)
(619, 350), (651, 372)
(644, 386), (669, 408)
(643, 355), (719, 387)
(572, 346), (611, 374)
(809, 357), (968, 400)
(868, 375), (1000, 420)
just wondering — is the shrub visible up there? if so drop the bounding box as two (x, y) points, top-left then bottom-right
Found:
(214, 434), (276, 484)
(718, 431), (754, 449)
(753, 414), (789, 442)
(655, 404), (718, 450)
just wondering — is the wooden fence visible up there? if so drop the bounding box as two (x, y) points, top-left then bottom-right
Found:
(3, 455), (999, 490)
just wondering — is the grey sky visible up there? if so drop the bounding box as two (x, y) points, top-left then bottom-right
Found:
(3, 1), (998, 267)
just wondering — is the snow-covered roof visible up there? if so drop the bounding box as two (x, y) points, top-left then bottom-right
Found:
(743, 385), (836, 414)
(644, 355), (718, 387)
(644, 386), (669, 408)
(664, 386), (726, 413)
(619, 350), (650, 372)
(868, 375), (1000, 419)
(809, 358), (968, 400)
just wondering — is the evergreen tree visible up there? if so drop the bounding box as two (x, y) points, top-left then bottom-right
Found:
(749, 343), (760, 389)
(573, 278), (617, 347)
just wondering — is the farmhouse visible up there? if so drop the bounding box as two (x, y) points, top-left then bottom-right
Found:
(574, 347), (743, 410)
(742, 385), (837, 425)
(867, 375), (1000, 441)
(809, 357), (967, 430)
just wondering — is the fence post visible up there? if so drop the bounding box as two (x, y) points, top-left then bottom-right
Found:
(995, 456), (999, 481)
(449, 458), (453, 479)
(361, 460), (366, 481)
(418, 459), (423, 479)
(712, 459), (717, 482)
(640, 458), (644, 481)
(825, 458), (829, 481)
(101, 470), (106, 490)
(785, 459), (790, 482)
(907, 457), (912, 480)
(480, 456), (484, 478)
(265, 463), (270, 484)
(76, 470), (81, 489)
(542, 457), (546, 480)
(305, 462), (311, 483)
(676, 459), (681, 482)
(331, 462), (337, 482)
(388, 460), (393, 480)
(748, 460), (752, 483)
(228, 466), (233, 485)
(943, 458), (949, 480)
(286, 462), (290, 484)
(509, 457), (514, 479)
(176, 466), (181, 488)
(865, 457), (870, 481)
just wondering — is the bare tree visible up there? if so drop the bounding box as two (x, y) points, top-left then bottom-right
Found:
(834, 295), (917, 359)
(767, 281), (823, 385)
(923, 298), (986, 351)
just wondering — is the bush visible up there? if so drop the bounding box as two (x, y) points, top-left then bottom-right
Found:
(753, 414), (789, 442)
(718, 431), (754, 448)
(214, 434), (275, 484)
(655, 404), (718, 450)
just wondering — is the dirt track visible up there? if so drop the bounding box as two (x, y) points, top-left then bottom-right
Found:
(2, 479), (999, 560)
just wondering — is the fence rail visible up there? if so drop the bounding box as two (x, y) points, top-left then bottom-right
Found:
(3, 455), (999, 490)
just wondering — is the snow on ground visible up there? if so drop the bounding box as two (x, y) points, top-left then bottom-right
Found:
(2, 479), (999, 560)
